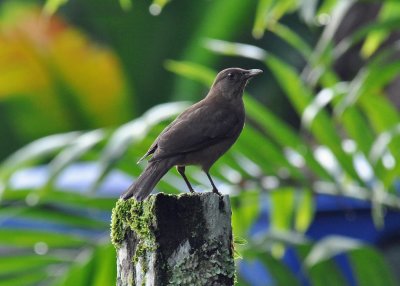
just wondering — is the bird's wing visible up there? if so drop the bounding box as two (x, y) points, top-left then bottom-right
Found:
(136, 122), (175, 163)
(150, 103), (242, 161)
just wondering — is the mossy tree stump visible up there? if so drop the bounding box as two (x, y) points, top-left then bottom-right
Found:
(111, 192), (235, 286)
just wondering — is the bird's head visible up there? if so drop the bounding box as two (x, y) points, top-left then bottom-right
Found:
(210, 68), (263, 100)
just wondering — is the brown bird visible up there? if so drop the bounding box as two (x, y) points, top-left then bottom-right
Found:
(121, 68), (262, 201)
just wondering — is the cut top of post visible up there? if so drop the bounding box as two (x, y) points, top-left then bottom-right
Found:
(111, 192), (235, 286)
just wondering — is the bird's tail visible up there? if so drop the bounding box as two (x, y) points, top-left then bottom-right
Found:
(121, 159), (174, 201)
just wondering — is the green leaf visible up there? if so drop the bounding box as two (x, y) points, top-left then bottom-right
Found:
(0, 205), (108, 230)
(214, 152), (252, 180)
(317, 0), (338, 15)
(309, 82), (374, 160)
(369, 124), (400, 165)
(360, 93), (400, 134)
(340, 106), (375, 155)
(335, 46), (400, 116)
(0, 270), (49, 286)
(149, 0), (171, 15)
(231, 191), (260, 238)
(244, 249), (300, 286)
(270, 187), (295, 231)
(250, 230), (309, 250)
(234, 236), (247, 246)
(304, 236), (363, 267)
(252, 0), (298, 38)
(269, 23), (312, 59)
(0, 254), (66, 276)
(205, 39), (267, 61)
(119, 0), (132, 11)
(303, 0), (354, 86)
(361, 95), (400, 187)
(46, 129), (106, 187)
(252, 0), (274, 39)
(299, 0), (317, 25)
(294, 188), (314, 232)
(90, 102), (188, 193)
(260, 253), (301, 285)
(54, 249), (94, 286)
(245, 96), (331, 180)
(295, 242), (348, 286)
(369, 126), (400, 189)
(301, 84), (344, 129)
(235, 275), (252, 286)
(265, 54), (360, 181)
(361, 2), (400, 58)
(165, 60), (215, 86)
(0, 132), (81, 184)
(244, 97), (297, 146)
(308, 260), (349, 286)
(43, 0), (68, 15)
(2, 189), (115, 211)
(238, 127), (301, 177)
(91, 244), (117, 286)
(350, 247), (396, 286)
(0, 229), (88, 248)
(335, 18), (400, 61)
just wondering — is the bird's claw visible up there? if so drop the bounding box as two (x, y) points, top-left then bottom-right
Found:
(212, 188), (222, 197)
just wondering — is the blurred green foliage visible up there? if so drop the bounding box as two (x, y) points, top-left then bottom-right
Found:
(1, 0), (400, 285)
(0, 1), (132, 158)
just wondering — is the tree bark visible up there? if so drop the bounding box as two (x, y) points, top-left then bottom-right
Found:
(111, 192), (235, 286)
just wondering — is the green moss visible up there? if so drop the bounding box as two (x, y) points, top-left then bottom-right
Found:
(111, 193), (236, 285)
(110, 196), (157, 263)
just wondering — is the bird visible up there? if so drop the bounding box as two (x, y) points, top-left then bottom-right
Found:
(121, 67), (263, 201)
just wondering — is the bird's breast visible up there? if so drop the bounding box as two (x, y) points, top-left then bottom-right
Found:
(178, 121), (244, 171)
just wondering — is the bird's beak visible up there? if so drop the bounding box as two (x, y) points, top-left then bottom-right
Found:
(245, 69), (263, 79)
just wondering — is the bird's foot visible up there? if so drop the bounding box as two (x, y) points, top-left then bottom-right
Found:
(189, 187), (195, 193)
(212, 188), (222, 197)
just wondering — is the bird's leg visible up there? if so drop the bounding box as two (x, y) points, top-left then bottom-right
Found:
(177, 166), (195, 193)
(205, 172), (222, 196)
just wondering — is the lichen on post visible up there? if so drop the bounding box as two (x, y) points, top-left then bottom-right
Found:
(111, 192), (235, 286)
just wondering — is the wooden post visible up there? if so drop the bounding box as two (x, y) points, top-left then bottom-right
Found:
(111, 192), (235, 286)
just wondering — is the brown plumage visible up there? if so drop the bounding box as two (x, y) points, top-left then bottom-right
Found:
(121, 68), (262, 201)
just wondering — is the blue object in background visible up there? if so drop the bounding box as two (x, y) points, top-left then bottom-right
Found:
(9, 163), (132, 196)
(241, 192), (400, 286)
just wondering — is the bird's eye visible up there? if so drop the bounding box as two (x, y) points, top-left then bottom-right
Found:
(227, 73), (234, 80)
